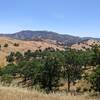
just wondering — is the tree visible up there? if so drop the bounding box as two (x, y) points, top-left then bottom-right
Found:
(0, 64), (18, 85)
(89, 66), (100, 92)
(1, 74), (13, 85)
(91, 45), (100, 66)
(4, 43), (8, 47)
(15, 51), (23, 63)
(24, 50), (33, 60)
(18, 60), (43, 86)
(13, 43), (19, 47)
(6, 52), (15, 63)
(1, 64), (18, 76)
(40, 56), (62, 92)
(63, 49), (83, 92)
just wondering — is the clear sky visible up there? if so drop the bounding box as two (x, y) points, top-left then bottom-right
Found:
(0, 0), (100, 37)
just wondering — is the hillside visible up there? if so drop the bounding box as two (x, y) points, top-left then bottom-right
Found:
(0, 37), (63, 67)
(0, 36), (100, 67)
(71, 39), (100, 50)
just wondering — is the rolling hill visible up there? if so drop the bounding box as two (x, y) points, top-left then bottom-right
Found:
(0, 37), (63, 67)
(0, 30), (100, 66)
(71, 39), (100, 50)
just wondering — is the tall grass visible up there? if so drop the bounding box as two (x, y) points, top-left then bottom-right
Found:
(0, 86), (99, 100)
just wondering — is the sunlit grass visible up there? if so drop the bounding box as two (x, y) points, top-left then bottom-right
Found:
(0, 86), (99, 100)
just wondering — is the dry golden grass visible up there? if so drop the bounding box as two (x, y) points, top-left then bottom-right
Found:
(0, 86), (99, 100)
(71, 39), (100, 50)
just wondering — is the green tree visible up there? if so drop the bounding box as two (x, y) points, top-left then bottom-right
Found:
(63, 49), (83, 92)
(40, 56), (62, 92)
(6, 52), (15, 63)
(15, 51), (23, 63)
(18, 60), (43, 86)
(24, 50), (33, 60)
(1, 64), (18, 76)
(89, 66), (100, 92)
(91, 45), (100, 66)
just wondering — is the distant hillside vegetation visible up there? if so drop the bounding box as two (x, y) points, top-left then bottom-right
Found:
(0, 37), (63, 67)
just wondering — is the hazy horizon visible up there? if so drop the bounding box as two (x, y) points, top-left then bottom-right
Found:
(0, 0), (100, 38)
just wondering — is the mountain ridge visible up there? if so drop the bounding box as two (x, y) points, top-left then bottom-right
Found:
(0, 30), (100, 46)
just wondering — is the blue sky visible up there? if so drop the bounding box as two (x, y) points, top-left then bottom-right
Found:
(0, 0), (100, 37)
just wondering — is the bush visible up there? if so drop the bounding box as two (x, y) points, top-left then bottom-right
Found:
(13, 43), (19, 47)
(83, 88), (88, 92)
(76, 87), (81, 93)
(0, 45), (1, 50)
(6, 52), (15, 63)
(4, 43), (8, 47)
(89, 67), (100, 92)
(1, 74), (13, 85)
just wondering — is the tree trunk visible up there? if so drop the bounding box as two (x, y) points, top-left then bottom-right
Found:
(67, 73), (70, 92)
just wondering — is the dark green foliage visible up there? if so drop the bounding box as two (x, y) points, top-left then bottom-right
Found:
(1, 64), (18, 76)
(89, 67), (100, 92)
(6, 52), (15, 63)
(15, 52), (23, 63)
(1, 74), (13, 85)
(91, 45), (100, 66)
(1, 45), (100, 92)
(63, 49), (83, 91)
(40, 56), (62, 92)
(0, 64), (17, 85)
(18, 60), (43, 86)
(24, 50), (34, 60)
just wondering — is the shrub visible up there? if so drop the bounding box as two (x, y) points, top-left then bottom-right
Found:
(83, 88), (88, 92)
(89, 67), (100, 92)
(1, 74), (13, 85)
(6, 52), (15, 63)
(4, 43), (8, 47)
(76, 87), (81, 93)
(13, 43), (19, 47)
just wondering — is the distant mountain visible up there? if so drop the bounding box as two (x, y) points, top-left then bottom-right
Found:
(0, 30), (81, 45)
(0, 30), (100, 46)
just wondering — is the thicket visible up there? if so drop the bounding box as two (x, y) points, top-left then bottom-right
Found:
(0, 46), (100, 93)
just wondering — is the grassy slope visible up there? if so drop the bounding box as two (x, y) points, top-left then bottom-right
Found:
(0, 37), (63, 67)
(71, 39), (100, 50)
(0, 86), (99, 100)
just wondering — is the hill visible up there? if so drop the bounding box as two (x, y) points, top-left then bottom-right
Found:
(71, 39), (100, 50)
(0, 37), (63, 67)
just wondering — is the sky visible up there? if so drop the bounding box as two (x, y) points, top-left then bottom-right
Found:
(0, 0), (100, 37)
